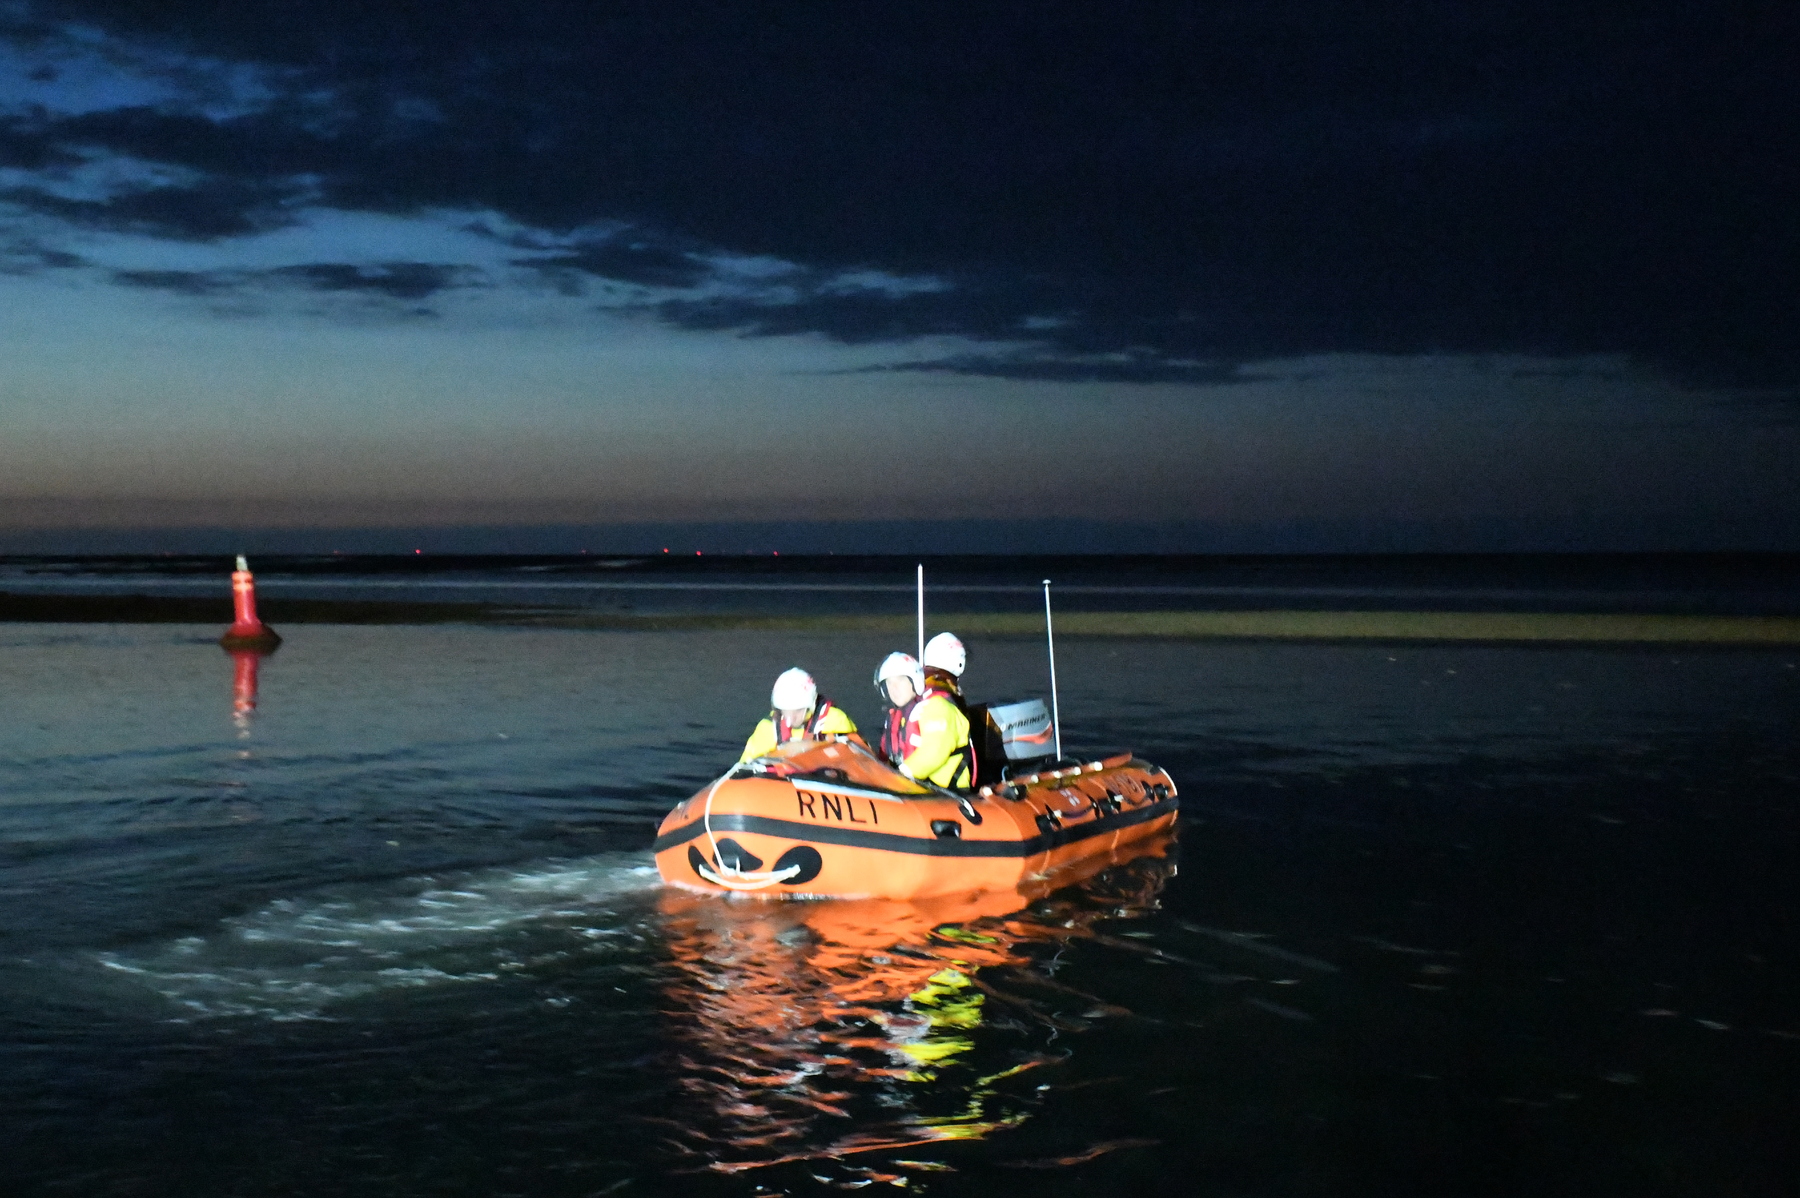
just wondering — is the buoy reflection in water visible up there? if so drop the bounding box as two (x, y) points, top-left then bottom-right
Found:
(654, 834), (1176, 1175)
(225, 646), (269, 735)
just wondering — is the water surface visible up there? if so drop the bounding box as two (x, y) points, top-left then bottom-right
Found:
(3, 624), (1796, 1195)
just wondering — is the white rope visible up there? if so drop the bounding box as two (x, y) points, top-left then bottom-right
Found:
(700, 763), (802, 891)
(694, 860), (800, 890)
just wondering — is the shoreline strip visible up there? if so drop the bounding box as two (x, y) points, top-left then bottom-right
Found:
(5, 593), (1799, 644)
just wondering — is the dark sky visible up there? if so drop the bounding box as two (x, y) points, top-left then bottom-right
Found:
(3, 2), (1796, 551)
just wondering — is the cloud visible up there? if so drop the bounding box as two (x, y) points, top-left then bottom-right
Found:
(1, 1), (1794, 386)
(7, 171), (295, 238)
(515, 239), (708, 290)
(270, 261), (478, 300)
(0, 9), (292, 120)
(853, 352), (1247, 386)
(108, 265), (225, 294)
(0, 116), (79, 169)
(110, 259), (481, 301)
(0, 237), (80, 274)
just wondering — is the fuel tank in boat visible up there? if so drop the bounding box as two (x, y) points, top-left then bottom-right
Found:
(652, 739), (1178, 901)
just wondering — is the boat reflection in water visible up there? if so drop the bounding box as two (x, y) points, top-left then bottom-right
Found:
(653, 833), (1177, 1176)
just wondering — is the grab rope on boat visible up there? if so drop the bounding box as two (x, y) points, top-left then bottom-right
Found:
(699, 767), (803, 891)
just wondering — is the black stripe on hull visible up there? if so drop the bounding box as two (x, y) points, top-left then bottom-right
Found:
(651, 797), (1179, 859)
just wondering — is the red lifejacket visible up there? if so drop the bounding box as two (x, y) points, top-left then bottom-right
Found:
(773, 698), (839, 743)
(880, 698), (916, 765)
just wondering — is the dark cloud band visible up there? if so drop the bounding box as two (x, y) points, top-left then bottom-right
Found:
(5, 1), (1797, 385)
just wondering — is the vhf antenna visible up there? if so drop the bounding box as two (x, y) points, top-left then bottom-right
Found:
(1043, 579), (1062, 760)
(916, 563), (925, 666)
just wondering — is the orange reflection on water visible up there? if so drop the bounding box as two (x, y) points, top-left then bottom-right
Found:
(225, 646), (271, 735)
(653, 833), (1177, 1174)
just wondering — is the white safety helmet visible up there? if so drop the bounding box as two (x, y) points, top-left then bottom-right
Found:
(922, 632), (966, 677)
(770, 667), (818, 712)
(873, 651), (923, 692)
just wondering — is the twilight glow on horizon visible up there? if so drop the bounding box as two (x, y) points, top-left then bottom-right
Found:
(2, 2), (1795, 553)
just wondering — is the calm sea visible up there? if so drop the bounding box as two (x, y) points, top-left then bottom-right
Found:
(4, 552), (1798, 615)
(3, 568), (1797, 1194)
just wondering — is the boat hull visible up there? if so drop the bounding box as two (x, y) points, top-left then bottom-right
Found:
(652, 741), (1178, 901)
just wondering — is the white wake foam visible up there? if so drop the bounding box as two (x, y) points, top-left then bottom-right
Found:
(96, 854), (663, 1021)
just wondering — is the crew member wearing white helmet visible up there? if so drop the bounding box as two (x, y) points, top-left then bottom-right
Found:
(896, 633), (974, 788)
(738, 667), (859, 762)
(873, 651), (923, 766)
(921, 632), (967, 709)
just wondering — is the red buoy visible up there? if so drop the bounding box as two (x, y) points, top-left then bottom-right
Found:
(219, 555), (281, 650)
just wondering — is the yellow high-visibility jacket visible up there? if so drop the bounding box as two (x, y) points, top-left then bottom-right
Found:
(738, 700), (858, 763)
(900, 691), (972, 789)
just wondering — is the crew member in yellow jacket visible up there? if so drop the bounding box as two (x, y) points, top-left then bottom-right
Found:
(739, 667), (859, 762)
(898, 671), (973, 789)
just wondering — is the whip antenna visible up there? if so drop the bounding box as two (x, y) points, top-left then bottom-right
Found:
(916, 564), (925, 665)
(1043, 579), (1062, 760)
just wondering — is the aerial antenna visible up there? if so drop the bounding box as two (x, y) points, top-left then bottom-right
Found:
(916, 564), (925, 665)
(1043, 579), (1062, 760)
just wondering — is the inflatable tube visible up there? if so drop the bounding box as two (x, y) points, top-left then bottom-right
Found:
(653, 739), (1178, 901)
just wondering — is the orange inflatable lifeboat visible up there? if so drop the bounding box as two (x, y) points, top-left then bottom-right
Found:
(652, 737), (1178, 901)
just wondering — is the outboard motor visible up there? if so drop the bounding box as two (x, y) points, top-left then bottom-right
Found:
(967, 698), (1056, 780)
